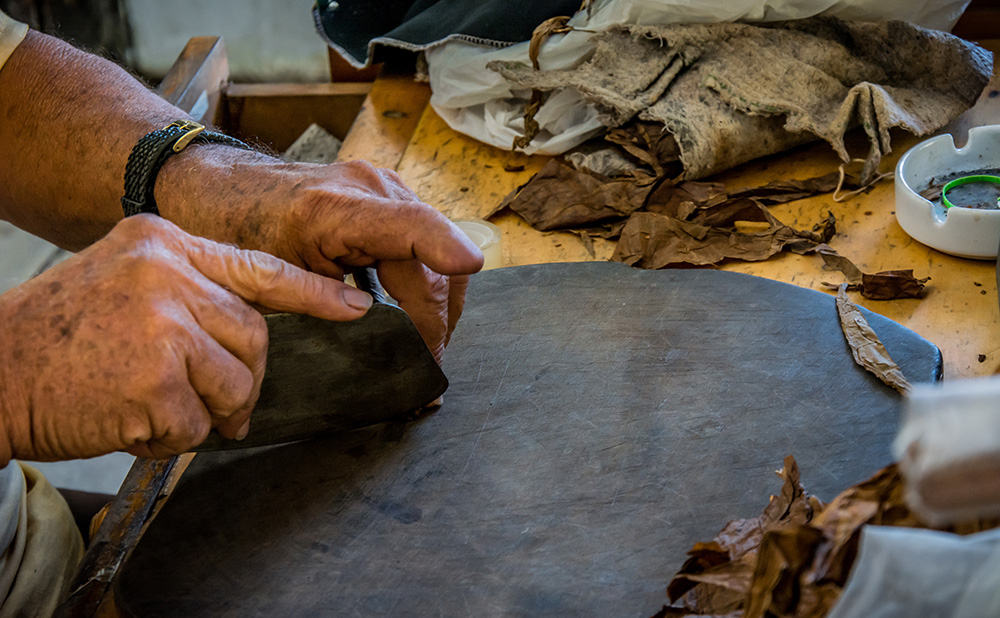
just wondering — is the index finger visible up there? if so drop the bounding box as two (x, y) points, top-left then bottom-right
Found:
(184, 239), (374, 321)
(327, 198), (485, 277)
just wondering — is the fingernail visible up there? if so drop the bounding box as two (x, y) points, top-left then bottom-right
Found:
(343, 287), (373, 311)
(236, 420), (251, 441)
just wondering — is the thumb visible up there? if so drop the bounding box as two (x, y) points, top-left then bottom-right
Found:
(377, 259), (449, 363)
(184, 238), (373, 321)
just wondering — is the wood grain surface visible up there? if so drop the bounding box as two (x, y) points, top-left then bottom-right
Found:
(392, 41), (1000, 380)
(115, 263), (941, 618)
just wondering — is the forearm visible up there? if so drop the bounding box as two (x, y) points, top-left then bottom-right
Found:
(0, 30), (176, 247)
(0, 29), (281, 251)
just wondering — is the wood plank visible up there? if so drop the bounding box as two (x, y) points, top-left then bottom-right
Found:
(337, 75), (431, 170)
(952, 1), (1000, 42)
(154, 36), (230, 125)
(395, 96), (1000, 380)
(55, 458), (180, 617)
(224, 82), (372, 98)
(327, 47), (381, 83)
(709, 134), (1000, 381)
(396, 106), (614, 266)
(223, 83), (371, 152)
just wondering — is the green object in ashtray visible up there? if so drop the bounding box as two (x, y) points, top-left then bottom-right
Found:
(941, 174), (1000, 209)
(194, 295), (447, 452)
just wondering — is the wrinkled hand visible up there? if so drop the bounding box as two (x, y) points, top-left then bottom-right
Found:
(0, 215), (373, 462)
(160, 157), (484, 362)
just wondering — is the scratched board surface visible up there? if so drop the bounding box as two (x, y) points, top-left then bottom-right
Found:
(115, 263), (941, 617)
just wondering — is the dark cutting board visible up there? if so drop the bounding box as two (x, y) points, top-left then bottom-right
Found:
(115, 263), (941, 618)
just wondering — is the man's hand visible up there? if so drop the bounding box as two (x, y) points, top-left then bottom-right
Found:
(0, 215), (374, 463)
(157, 157), (484, 362)
(0, 31), (483, 365)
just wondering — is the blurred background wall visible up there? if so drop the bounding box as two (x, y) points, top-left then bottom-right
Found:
(0, 0), (330, 82)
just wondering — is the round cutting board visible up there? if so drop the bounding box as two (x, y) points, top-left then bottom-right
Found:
(115, 263), (941, 617)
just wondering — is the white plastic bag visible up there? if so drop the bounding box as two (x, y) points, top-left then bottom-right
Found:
(827, 526), (1000, 618)
(427, 0), (973, 154)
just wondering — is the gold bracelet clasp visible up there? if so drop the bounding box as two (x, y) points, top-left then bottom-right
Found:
(167, 120), (206, 153)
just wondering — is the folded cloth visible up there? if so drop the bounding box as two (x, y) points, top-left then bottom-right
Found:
(313, 0), (580, 68)
(492, 17), (991, 183)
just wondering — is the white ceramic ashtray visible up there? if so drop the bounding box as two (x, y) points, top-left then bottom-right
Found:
(895, 125), (1000, 260)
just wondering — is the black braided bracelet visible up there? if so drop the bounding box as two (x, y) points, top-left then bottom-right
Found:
(121, 120), (251, 217)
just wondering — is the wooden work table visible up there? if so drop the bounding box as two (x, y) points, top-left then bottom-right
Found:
(59, 34), (1000, 617)
(378, 85), (1000, 382)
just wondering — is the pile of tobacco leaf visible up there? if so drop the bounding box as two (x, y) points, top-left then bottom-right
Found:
(489, 145), (927, 300)
(652, 456), (999, 618)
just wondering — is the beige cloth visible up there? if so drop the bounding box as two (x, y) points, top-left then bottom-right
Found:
(493, 18), (992, 184)
(0, 464), (83, 618)
(0, 9), (27, 72)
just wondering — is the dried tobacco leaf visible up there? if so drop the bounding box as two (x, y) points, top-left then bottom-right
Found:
(744, 526), (826, 618)
(687, 198), (773, 228)
(512, 15), (574, 151)
(513, 89), (547, 151)
(574, 230), (597, 257)
(645, 180), (731, 219)
(835, 285), (911, 394)
(528, 16), (572, 70)
(666, 457), (821, 612)
(858, 270), (928, 300)
(611, 211), (833, 268)
(657, 456), (1000, 618)
(729, 172), (843, 205)
(605, 121), (682, 177)
(815, 245), (864, 283)
(498, 158), (654, 230)
(498, 155), (859, 270)
(817, 246), (928, 300)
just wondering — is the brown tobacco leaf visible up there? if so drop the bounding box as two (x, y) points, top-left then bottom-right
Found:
(817, 246), (929, 300)
(834, 285), (912, 394)
(514, 15), (574, 150)
(498, 157), (852, 268)
(528, 16), (572, 70)
(815, 245), (864, 283)
(496, 158), (654, 230)
(729, 172), (843, 205)
(611, 211), (833, 268)
(667, 457), (820, 606)
(645, 180), (730, 219)
(806, 465), (914, 585)
(857, 270), (929, 300)
(605, 122), (682, 178)
(513, 89), (547, 151)
(744, 526), (827, 618)
(656, 457), (1000, 618)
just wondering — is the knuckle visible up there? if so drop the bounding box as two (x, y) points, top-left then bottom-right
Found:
(118, 416), (153, 447)
(245, 311), (269, 355)
(134, 335), (189, 395)
(342, 159), (378, 179)
(115, 213), (175, 243)
(171, 413), (211, 452)
(216, 366), (256, 414)
(245, 251), (287, 297)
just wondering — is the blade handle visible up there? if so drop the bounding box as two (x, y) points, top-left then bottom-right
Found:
(353, 267), (387, 305)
